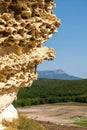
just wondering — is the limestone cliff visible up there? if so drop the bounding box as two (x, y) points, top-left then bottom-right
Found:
(0, 0), (60, 125)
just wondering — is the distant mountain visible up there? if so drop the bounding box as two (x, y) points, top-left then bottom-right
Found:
(38, 69), (81, 80)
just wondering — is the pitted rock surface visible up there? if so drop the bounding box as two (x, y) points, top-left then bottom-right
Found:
(0, 0), (60, 121)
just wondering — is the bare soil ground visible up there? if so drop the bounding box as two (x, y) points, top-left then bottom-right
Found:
(17, 103), (87, 130)
(39, 121), (87, 130)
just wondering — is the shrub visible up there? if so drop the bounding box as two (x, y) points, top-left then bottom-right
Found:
(2, 116), (46, 130)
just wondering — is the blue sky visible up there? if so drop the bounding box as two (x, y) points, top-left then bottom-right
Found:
(38, 0), (87, 79)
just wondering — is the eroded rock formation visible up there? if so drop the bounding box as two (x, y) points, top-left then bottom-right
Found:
(0, 0), (60, 127)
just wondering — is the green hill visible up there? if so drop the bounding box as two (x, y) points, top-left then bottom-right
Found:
(13, 79), (87, 107)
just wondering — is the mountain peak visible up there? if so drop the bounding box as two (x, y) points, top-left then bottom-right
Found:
(56, 69), (65, 74)
(38, 69), (81, 80)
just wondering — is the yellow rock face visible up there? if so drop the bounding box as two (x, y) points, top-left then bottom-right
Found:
(0, 0), (60, 117)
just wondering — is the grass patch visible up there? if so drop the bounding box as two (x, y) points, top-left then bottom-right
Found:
(72, 115), (87, 127)
(56, 102), (87, 106)
(75, 121), (87, 127)
(2, 116), (46, 130)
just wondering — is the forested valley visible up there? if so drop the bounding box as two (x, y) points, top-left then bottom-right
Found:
(13, 79), (87, 107)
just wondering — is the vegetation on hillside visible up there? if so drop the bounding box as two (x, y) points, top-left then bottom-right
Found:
(13, 79), (87, 107)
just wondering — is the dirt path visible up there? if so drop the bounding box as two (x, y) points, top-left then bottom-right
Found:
(17, 103), (87, 129)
